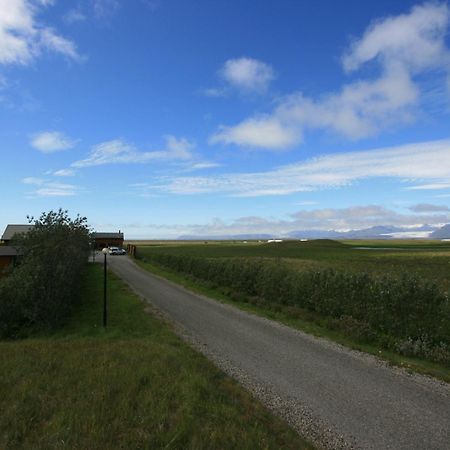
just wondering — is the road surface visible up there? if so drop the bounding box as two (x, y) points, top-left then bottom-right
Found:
(104, 254), (450, 450)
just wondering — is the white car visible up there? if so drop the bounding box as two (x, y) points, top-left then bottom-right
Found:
(109, 247), (126, 255)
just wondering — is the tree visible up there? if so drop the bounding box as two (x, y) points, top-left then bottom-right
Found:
(0, 209), (91, 338)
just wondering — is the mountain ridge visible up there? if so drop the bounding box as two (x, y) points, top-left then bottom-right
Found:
(178, 224), (449, 240)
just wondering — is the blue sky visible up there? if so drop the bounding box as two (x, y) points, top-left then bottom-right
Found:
(1, 0), (450, 238)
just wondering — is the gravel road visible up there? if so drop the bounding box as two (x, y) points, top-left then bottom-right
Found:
(104, 254), (450, 450)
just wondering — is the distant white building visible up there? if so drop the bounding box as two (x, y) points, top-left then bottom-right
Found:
(267, 239), (283, 243)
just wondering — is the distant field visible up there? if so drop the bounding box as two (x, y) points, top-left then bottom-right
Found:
(133, 239), (450, 290)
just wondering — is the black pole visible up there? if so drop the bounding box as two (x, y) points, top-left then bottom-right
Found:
(103, 251), (107, 327)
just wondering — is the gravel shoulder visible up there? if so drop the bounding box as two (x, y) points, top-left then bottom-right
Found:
(105, 254), (450, 450)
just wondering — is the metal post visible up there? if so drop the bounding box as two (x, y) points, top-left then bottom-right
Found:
(103, 251), (107, 327)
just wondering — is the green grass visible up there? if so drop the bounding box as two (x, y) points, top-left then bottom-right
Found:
(135, 258), (450, 384)
(135, 239), (450, 290)
(0, 264), (313, 450)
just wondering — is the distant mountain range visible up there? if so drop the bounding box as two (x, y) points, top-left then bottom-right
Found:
(430, 224), (450, 239)
(178, 224), (450, 240)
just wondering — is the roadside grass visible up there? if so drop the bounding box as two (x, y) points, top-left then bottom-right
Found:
(135, 259), (450, 384)
(0, 264), (314, 450)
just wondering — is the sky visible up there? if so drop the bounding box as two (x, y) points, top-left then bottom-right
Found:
(1, 0), (450, 238)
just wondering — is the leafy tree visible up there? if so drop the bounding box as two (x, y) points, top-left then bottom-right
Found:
(0, 209), (91, 338)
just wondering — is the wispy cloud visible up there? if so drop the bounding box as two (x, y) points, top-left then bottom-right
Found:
(202, 87), (228, 98)
(188, 162), (222, 170)
(405, 182), (450, 190)
(22, 176), (44, 185)
(0, 77), (40, 111)
(63, 8), (86, 24)
(30, 131), (77, 153)
(92, 0), (120, 20)
(53, 169), (76, 177)
(0, 0), (82, 66)
(22, 177), (78, 197)
(148, 139), (450, 197)
(211, 3), (450, 149)
(72, 135), (194, 168)
(34, 183), (78, 197)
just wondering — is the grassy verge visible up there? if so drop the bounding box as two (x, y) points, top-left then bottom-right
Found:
(0, 264), (313, 450)
(135, 259), (450, 383)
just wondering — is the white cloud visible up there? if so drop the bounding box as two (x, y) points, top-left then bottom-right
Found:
(21, 177), (78, 197)
(148, 139), (450, 197)
(295, 201), (319, 206)
(211, 3), (450, 149)
(53, 168), (76, 177)
(164, 135), (194, 160)
(220, 57), (275, 93)
(210, 117), (299, 150)
(189, 162), (222, 170)
(30, 131), (76, 153)
(34, 182), (77, 197)
(0, 0), (81, 66)
(72, 136), (194, 168)
(405, 182), (450, 190)
(342, 2), (450, 73)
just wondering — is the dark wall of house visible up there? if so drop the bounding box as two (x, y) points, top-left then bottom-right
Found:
(0, 255), (14, 271)
(95, 238), (124, 250)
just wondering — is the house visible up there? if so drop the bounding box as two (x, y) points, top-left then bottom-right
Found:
(93, 231), (124, 249)
(1, 224), (34, 244)
(0, 246), (20, 271)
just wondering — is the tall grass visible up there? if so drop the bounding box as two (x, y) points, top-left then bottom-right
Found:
(136, 250), (450, 365)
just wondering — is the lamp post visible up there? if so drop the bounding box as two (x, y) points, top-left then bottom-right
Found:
(102, 247), (109, 327)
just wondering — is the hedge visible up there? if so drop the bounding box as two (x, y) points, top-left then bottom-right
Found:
(137, 250), (450, 362)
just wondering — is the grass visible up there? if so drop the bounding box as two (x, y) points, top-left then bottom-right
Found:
(135, 257), (450, 384)
(134, 239), (450, 290)
(0, 264), (314, 450)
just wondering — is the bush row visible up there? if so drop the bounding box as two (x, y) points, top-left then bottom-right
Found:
(137, 250), (450, 359)
(0, 210), (91, 338)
